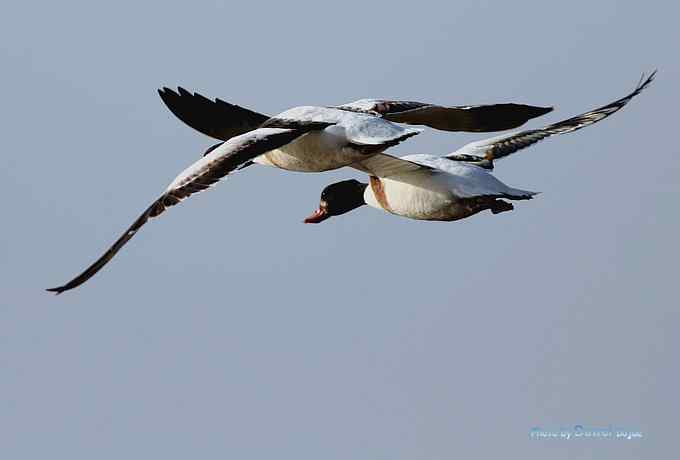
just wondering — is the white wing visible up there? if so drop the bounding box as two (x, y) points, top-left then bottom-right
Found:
(401, 154), (537, 199)
(47, 128), (316, 294)
(266, 106), (421, 145)
(350, 153), (434, 177)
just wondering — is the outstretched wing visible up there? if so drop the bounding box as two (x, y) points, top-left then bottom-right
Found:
(336, 99), (553, 132)
(446, 71), (656, 165)
(159, 86), (552, 140)
(158, 87), (270, 141)
(46, 127), (321, 294)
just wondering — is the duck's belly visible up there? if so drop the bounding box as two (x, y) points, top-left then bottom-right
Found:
(366, 177), (488, 221)
(253, 131), (367, 172)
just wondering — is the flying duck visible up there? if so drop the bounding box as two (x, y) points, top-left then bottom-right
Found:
(47, 93), (552, 293)
(303, 72), (655, 224)
(46, 108), (418, 293)
(157, 87), (553, 169)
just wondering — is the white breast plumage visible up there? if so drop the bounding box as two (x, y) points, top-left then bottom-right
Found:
(254, 129), (366, 172)
(365, 173), (457, 220)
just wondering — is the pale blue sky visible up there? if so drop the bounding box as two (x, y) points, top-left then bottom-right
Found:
(1, 0), (678, 458)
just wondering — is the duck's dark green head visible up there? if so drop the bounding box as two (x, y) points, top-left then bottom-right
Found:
(304, 179), (368, 224)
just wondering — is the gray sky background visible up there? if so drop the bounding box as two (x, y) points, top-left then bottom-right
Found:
(1, 0), (678, 458)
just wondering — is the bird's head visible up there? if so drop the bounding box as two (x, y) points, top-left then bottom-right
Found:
(304, 179), (367, 224)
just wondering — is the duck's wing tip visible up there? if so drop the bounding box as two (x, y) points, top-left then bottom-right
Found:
(532, 105), (554, 117)
(382, 101), (555, 133)
(338, 99), (554, 132)
(447, 71), (655, 163)
(45, 127), (327, 294)
(157, 86), (270, 141)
